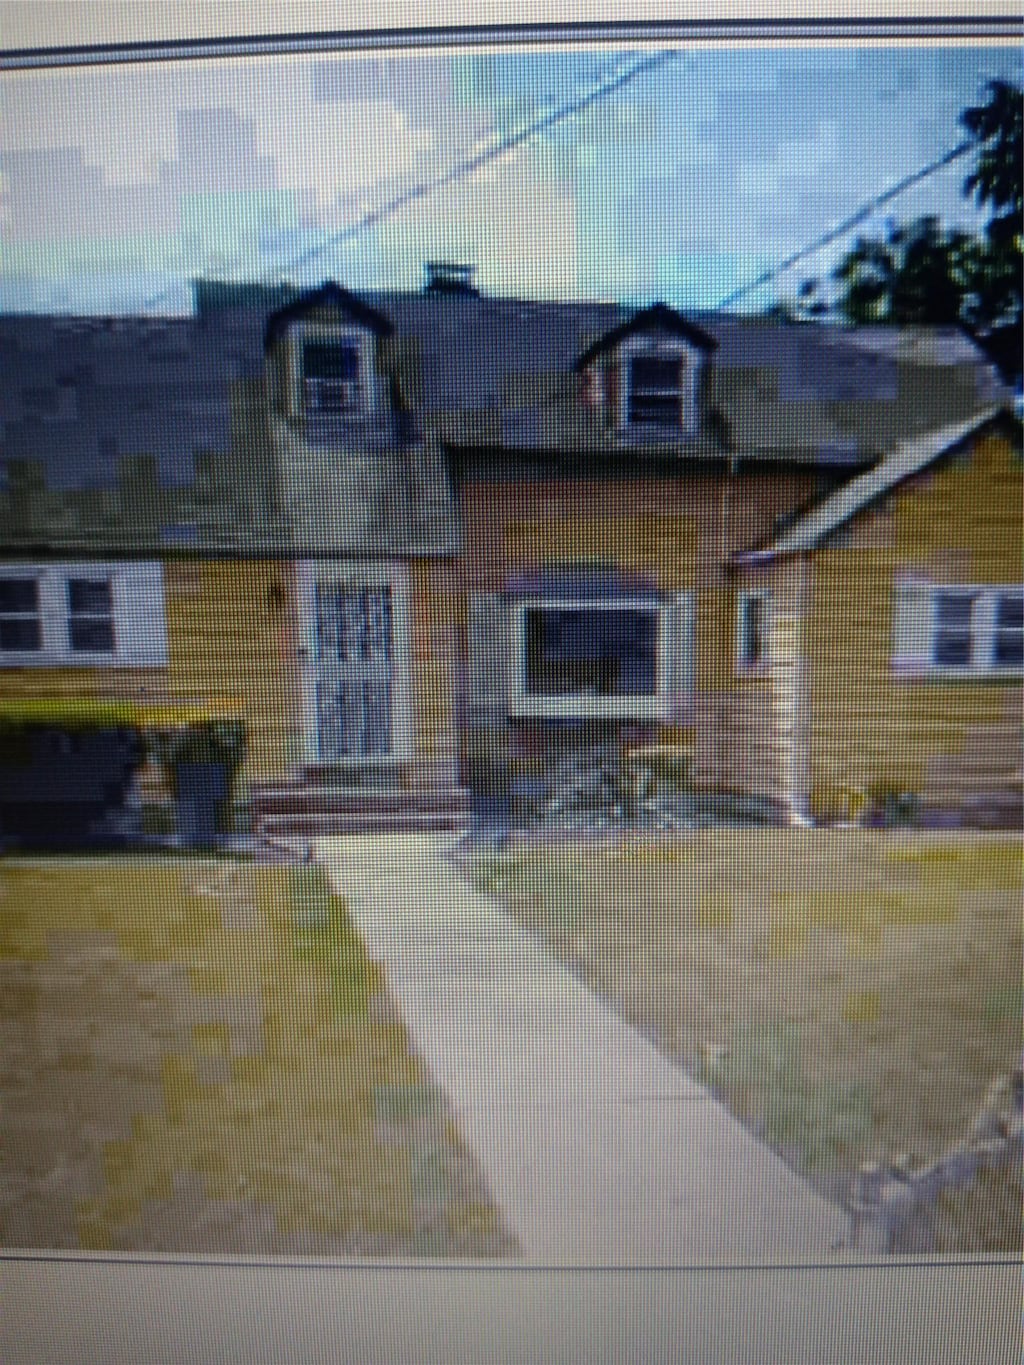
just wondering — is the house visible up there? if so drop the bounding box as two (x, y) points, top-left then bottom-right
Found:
(0, 266), (1020, 834)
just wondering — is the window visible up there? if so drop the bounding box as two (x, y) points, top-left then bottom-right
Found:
(67, 576), (115, 653)
(628, 355), (684, 426)
(302, 340), (362, 414)
(0, 577), (42, 653)
(993, 590), (1023, 669)
(509, 595), (690, 720)
(617, 337), (699, 434)
(932, 590), (975, 668)
(893, 579), (1024, 677)
(525, 605), (658, 698)
(737, 591), (770, 670)
(0, 563), (167, 666)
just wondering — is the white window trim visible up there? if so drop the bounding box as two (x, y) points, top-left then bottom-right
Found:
(735, 589), (772, 675)
(0, 561), (167, 668)
(617, 334), (700, 437)
(509, 595), (671, 721)
(296, 560), (412, 765)
(289, 321), (376, 420)
(930, 584), (1023, 678)
(894, 581), (1024, 679)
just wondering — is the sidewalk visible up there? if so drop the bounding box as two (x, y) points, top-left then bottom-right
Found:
(316, 833), (848, 1265)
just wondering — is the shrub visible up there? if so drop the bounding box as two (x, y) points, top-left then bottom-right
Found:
(0, 699), (138, 729)
(0, 700), (142, 765)
(0, 704), (147, 848)
(865, 783), (921, 829)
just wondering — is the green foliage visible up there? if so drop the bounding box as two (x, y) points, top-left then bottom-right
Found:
(0, 700), (145, 766)
(832, 216), (979, 326)
(961, 78), (1023, 227)
(788, 80), (1023, 380)
(0, 699), (138, 730)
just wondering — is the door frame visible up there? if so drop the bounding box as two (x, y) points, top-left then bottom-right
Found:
(296, 560), (413, 766)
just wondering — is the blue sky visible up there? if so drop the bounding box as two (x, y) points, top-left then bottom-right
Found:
(0, 43), (1019, 315)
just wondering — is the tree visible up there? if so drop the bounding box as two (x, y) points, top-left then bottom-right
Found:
(782, 80), (1023, 383)
(961, 78), (1022, 241)
(831, 216), (977, 326)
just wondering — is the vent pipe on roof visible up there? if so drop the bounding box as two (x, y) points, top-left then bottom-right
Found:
(424, 261), (478, 296)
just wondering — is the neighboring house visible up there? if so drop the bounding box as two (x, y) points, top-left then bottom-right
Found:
(0, 265), (1020, 833)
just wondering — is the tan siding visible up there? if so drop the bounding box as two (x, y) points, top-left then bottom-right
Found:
(0, 560), (304, 788)
(408, 558), (463, 784)
(805, 432), (1023, 820)
(460, 470), (818, 780)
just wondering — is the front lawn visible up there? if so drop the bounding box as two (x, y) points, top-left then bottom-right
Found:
(460, 830), (1022, 1253)
(0, 855), (516, 1256)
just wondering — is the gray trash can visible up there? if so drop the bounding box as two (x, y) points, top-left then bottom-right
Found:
(176, 761), (229, 850)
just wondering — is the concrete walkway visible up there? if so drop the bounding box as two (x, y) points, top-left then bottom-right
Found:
(316, 834), (848, 1265)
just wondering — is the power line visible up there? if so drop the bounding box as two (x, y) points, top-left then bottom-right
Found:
(715, 138), (975, 310)
(139, 48), (677, 312)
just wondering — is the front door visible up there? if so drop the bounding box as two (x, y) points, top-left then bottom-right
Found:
(312, 580), (395, 760)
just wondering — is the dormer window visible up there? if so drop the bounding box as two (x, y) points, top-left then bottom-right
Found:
(628, 355), (685, 426)
(618, 336), (698, 435)
(303, 340), (361, 414)
(575, 305), (714, 440)
(288, 322), (376, 422)
(264, 282), (393, 425)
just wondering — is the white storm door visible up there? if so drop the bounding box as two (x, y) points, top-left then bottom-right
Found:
(299, 563), (411, 763)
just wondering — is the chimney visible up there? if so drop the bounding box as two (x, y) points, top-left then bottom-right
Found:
(424, 261), (478, 296)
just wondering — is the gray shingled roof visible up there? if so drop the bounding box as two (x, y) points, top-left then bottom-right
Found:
(0, 281), (1010, 554)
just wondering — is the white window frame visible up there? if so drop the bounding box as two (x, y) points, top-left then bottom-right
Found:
(66, 573), (116, 655)
(618, 335), (699, 436)
(894, 579), (1024, 679)
(736, 589), (772, 674)
(0, 574), (43, 654)
(289, 321), (376, 420)
(509, 596), (671, 721)
(0, 561), (167, 667)
(991, 587), (1024, 671)
(930, 585), (1023, 677)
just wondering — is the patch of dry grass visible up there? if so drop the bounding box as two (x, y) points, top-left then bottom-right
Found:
(0, 856), (515, 1257)
(466, 830), (1022, 1253)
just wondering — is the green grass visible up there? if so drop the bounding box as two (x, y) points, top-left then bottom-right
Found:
(0, 855), (514, 1256)
(289, 864), (383, 1015)
(697, 1022), (875, 1172)
(467, 829), (1023, 1252)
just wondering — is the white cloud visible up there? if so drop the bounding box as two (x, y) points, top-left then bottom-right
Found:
(260, 97), (435, 206)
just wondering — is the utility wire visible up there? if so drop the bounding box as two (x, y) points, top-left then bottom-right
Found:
(715, 137), (975, 309)
(140, 48), (677, 312)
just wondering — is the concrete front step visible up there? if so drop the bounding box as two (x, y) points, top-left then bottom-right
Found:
(251, 785), (471, 819)
(257, 808), (470, 838)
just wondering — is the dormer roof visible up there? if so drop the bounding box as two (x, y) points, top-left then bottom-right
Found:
(573, 302), (719, 372)
(262, 280), (394, 351)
